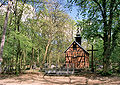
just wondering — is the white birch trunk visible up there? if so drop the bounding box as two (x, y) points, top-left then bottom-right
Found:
(0, 0), (11, 73)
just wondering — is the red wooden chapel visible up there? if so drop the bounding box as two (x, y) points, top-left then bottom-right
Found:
(64, 28), (89, 69)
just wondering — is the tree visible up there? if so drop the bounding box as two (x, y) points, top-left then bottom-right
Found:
(0, 0), (12, 73)
(0, 0), (44, 74)
(111, 18), (120, 72)
(68, 0), (120, 74)
(111, 32), (120, 71)
(0, 0), (75, 74)
(37, 0), (74, 64)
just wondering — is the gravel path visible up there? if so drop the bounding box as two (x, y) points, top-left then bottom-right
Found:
(0, 73), (120, 85)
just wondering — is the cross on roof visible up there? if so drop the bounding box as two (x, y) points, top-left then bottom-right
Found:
(87, 45), (98, 72)
(77, 27), (82, 34)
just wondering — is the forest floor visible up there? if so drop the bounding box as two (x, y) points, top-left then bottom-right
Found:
(0, 70), (120, 85)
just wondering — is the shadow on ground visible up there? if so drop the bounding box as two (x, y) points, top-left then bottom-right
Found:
(0, 72), (120, 85)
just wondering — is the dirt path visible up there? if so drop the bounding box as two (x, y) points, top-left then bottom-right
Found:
(0, 72), (120, 85)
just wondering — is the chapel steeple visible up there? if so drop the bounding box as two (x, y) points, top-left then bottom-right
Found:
(75, 27), (82, 45)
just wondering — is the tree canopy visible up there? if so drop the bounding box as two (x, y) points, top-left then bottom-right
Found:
(68, 0), (120, 75)
(0, 0), (75, 74)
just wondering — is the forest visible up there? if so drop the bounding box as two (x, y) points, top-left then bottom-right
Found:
(0, 0), (120, 77)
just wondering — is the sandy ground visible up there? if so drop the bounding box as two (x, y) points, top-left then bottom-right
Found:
(0, 72), (120, 85)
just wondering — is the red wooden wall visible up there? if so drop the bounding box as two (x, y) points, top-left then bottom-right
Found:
(65, 42), (89, 69)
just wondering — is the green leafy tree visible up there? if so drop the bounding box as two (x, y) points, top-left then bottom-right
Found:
(0, 0), (75, 74)
(0, 0), (12, 73)
(68, 0), (120, 75)
(37, 0), (74, 64)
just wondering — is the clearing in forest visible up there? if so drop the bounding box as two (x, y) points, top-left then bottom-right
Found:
(0, 72), (120, 85)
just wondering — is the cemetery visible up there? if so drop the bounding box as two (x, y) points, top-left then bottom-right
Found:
(0, 0), (120, 85)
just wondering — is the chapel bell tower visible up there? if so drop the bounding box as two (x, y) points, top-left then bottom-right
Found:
(75, 27), (82, 45)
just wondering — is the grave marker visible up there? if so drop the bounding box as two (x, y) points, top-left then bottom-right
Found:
(87, 45), (98, 72)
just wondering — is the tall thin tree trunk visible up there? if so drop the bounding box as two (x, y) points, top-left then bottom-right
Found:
(48, 47), (52, 64)
(23, 50), (26, 71)
(43, 39), (51, 64)
(14, 0), (26, 74)
(0, 0), (11, 73)
(37, 49), (40, 66)
(30, 48), (34, 69)
(57, 54), (59, 65)
(16, 40), (20, 74)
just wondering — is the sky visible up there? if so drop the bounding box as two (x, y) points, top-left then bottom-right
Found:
(0, 0), (81, 22)
(67, 7), (80, 21)
(62, 0), (82, 22)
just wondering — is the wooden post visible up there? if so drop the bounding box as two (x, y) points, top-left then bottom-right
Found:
(87, 45), (98, 72)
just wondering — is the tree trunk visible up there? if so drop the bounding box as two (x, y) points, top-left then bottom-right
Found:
(103, 0), (115, 75)
(37, 49), (40, 66)
(48, 47), (52, 65)
(101, 0), (109, 74)
(16, 0), (26, 31)
(23, 50), (26, 71)
(118, 62), (120, 73)
(30, 48), (34, 69)
(0, 0), (11, 73)
(16, 40), (20, 74)
(43, 39), (51, 64)
(14, 0), (26, 74)
(57, 54), (59, 65)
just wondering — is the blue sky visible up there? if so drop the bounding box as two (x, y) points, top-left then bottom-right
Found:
(63, 0), (82, 22)
(67, 7), (80, 21)
(0, 0), (81, 22)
